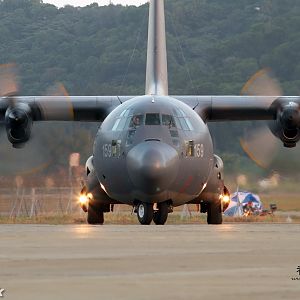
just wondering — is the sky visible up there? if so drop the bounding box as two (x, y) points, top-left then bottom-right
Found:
(44, 0), (149, 7)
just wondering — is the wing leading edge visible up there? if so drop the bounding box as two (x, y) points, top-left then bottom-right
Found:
(0, 96), (134, 122)
(174, 95), (300, 122)
(2, 95), (298, 123)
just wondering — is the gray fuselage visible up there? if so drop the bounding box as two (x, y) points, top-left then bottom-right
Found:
(93, 95), (214, 207)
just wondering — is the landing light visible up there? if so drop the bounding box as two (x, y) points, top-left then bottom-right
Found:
(79, 195), (89, 206)
(220, 194), (230, 203)
(222, 195), (230, 203)
(220, 194), (231, 212)
(79, 193), (93, 205)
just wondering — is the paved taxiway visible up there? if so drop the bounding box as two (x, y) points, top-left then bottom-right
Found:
(1, 224), (300, 300)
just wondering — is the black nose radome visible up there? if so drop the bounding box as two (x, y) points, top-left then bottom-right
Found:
(127, 141), (179, 194)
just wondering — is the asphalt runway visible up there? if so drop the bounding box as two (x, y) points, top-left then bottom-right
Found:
(1, 224), (300, 300)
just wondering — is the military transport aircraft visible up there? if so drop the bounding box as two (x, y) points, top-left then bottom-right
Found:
(1, 0), (300, 225)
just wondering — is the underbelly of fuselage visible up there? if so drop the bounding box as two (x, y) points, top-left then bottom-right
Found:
(94, 133), (214, 207)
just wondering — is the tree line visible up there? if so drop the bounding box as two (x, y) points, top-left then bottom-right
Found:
(1, 0), (300, 177)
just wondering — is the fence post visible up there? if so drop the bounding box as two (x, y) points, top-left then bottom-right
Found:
(30, 188), (36, 218)
(9, 188), (18, 218)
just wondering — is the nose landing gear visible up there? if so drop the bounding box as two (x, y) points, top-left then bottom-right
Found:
(136, 202), (154, 225)
(153, 202), (169, 225)
(136, 202), (171, 225)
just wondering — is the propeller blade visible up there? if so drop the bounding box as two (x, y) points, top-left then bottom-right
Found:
(0, 128), (52, 176)
(270, 146), (300, 175)
(241, 68), (283, 105)
(46, 82), (69, 97)
(0, 63), (19, 97)
(0, 64), (19, 137)
(240, 125), (281, 169)
(39, 82), (74, 121)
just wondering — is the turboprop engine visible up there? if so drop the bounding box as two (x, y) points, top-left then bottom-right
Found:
(269, 100), (300, 148)
(5, 103), (32, 148)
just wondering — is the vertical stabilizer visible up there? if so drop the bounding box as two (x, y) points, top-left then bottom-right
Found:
(145, 0), (168, 96)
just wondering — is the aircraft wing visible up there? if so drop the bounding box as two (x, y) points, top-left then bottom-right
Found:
(2, 94), (299, 123)
(0, 96), (133, 122)
(174, 95), (300, 122)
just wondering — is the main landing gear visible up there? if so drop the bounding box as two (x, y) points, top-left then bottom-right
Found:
(87, 200), (104, 225)
(87, 199), (110, 225)
(206, 199), (223, 225)
(136, 202), (170, 225)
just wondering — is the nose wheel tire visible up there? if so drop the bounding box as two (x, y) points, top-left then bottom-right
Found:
(137, 203), (153, 225)
(153, 202), (169, 225)
(207, 200), (223, 225)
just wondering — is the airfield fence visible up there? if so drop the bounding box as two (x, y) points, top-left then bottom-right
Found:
(0, 187), (82, 217)
(0, 187), (199, 218)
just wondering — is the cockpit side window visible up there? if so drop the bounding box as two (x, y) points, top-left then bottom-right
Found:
(112, 118), (121, 131)
(145, 113), (161, 125)
(179, 118), (189, 131)
(172, 108), (193, 131)
(111, 108), (133, 131)
(173, 108), (186, 118)
(185, 118), (194, 131)
(120, 108), (131, 118)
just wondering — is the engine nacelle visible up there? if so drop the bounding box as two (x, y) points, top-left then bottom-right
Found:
(5, 103), (32, 148)
(269, 101), (300, 148)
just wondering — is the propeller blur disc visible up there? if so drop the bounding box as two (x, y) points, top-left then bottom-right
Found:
(240, 69), (284, 170)
(241, 68), (283, 98)
(39, 82), (74, 121)
(240, 125), (280, 168)
(0, 75), (73, 175)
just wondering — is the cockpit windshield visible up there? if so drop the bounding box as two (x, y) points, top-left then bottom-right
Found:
(145, 113), (161, 125)
(162, 114), (176, 128)
(129, 115), (144, 128)
(112, 110), (193, 131)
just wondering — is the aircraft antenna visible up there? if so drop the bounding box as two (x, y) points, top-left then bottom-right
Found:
(118, 9), (147, 95)
(170, 13), (197, 94)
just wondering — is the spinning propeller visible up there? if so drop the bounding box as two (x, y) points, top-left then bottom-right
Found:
(240, 69), (300, 172)
(0, 64), (72, 175)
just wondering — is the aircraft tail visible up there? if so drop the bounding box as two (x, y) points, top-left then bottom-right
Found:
(145, 0), (169, 96)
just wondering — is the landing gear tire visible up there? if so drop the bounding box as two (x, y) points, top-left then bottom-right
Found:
(153, 202), (169, 225)
(87, 201), (104, 225)
(207, 200), (223, 225)
(137, 202), (153, 225)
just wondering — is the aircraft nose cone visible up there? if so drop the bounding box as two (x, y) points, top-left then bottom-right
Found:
(127, 141), (179, 194)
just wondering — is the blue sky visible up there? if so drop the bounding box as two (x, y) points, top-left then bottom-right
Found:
(44, 0), (148, 7)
